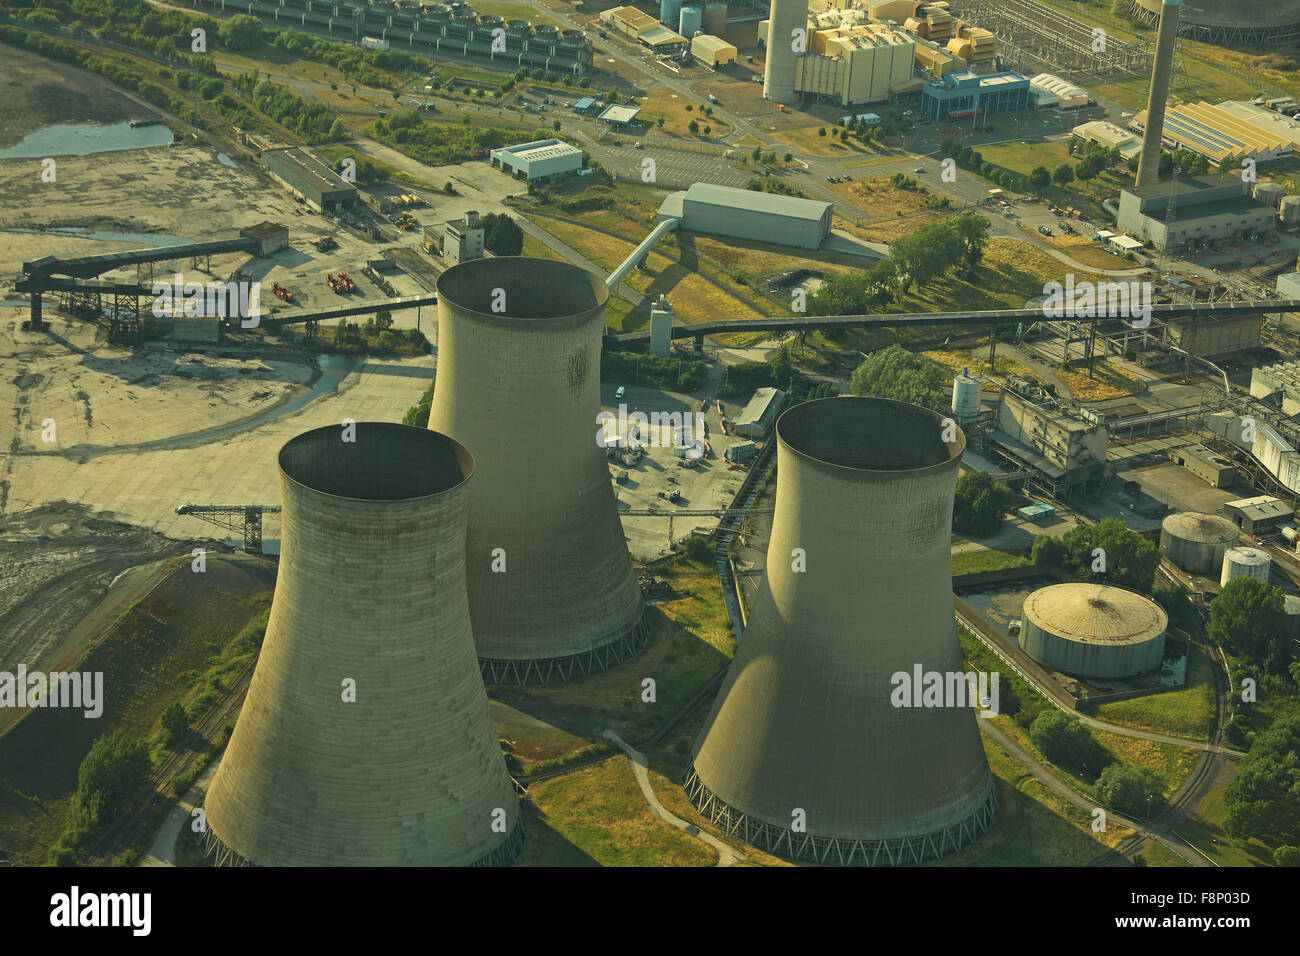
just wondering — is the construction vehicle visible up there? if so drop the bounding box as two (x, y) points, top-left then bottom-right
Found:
(271, 281), (294, 303)
(313, 235), (338, 252)
(339, 271), (356, 292)
(326, 273), (343, 295)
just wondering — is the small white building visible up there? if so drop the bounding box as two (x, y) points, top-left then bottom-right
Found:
(424, 211), (485, 263)
(1031, 73), (1089, 109)
(489, 139), (584, 180)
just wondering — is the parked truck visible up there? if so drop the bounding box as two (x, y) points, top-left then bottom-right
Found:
(362, 36), (390, 52)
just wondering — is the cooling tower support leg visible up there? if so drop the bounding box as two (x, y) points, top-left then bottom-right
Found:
(682, 764), (1000, 866)
(479, 608), (651, 686)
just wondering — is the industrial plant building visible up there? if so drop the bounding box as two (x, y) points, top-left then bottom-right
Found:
(204, 423), (524, 867)
(1221, 546), (1272, 588)
(1129, 102), (1293, 167)
(489, 138), (584, 180)
(733, 387), (786, 438)
(991, 387), (1107, 493)
(692, 34), (737, 67)
(919, 71), (1030, 122)
(1168, 444), (1236, 488)
(685, 398), (998, 865)
(1029, 74), (1089, 109)
(1071, 121), (1142, 161)
(424, 211), (485, 263)
(1250, 361), (1300, 416)
(1163, 312), (1262, 357)
(1020, 584), (1167, 680)
(262, 147), (358, 213)
(427, 258), (648, 685)
(598, 105), (642, 127)
(793, 25), (918, 107)
(657, 183), (834, 250)
(1218, 101), (1300, 151)
(1161, 512), (1240, 575)
(600, 5), (687, 53)
(1224, 495), (1293, 534)
(1116, 174), (1276, 252)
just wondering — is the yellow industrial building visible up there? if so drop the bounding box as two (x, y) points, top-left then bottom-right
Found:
(600, 5), (687, 53)
(692, 34), (737, 66)
(1130, 101), (1293, 167)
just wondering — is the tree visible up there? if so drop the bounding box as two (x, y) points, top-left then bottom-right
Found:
(657, 116), (665, 128)
(1076, 152), (1107, 181)
(1276, 846), (1300, 866)
(688, 119), (699, 134)
(1030, 534), (1065, 568)
(950, 213), (990, 274)
(849, 345), (947, 412)
(218, 13), (262, 51)
(375, 310), (393, 332)
(562, 74), (572, 87)
(818, 127), (826, 137)
(444, 181), (456, 194)
(1053, 163), (1075, 185)
(953, 470), (1013, 537)
(1029, 711), (1107, 776)
(481, 213), (524, 256)
(1059, 518), (1160, 592)
(578, 77), (590, 88)
(839, 128), (849, 142)
(1093, 764), (1166, 817)
(77, 731), (150, 818)
(767, 344), (794, 387)
(328, 118), (347, 141)
(703, 125), (711, 136)
(1028, 165), (1052, 190)
(161, 701), (189, 745)
(1210, 577), (1290, 673)
(1223, 716), (1300, 843)
(553, 120), (561, 132)
(784, 152), (793, 164)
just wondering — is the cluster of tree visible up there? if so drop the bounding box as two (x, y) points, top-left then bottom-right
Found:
(333, 155), (384, 186)
(1209, 577), (1293, 677)
(601, 351), (709, 393)
(1223, 715), (1300, 856)
(371, 109), (524, 167)
(746, 177), (804, 197)
(48, 731), (151, 865)
(1028, 164), (1078, 191)
(954, 470), (1014, 538)
(938, 137), (1032, 193)
(1158, 147), (1210, 178)
(1093, 764), (1168, 818)
(225, 73), (341, 143)
(402, 379), (437, 428)
(715, 345), (838, 402)
(1030, 710), (1113, 780)
(889, 172), (920, 191)
(267, 28), (428, 90)
(1029, 518), (1160, 593)
(479, 213), (524, 256)
(160, 701), (190, 747)
(848, 344), (947, 412)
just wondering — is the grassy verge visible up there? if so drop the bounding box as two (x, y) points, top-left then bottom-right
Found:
(1093, 643), (1216, 741)
(1055, 359), (1147, 402)
(952, 548), (1030, 575)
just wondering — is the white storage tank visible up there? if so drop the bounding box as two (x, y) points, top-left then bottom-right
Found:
(951, 366), (982, 421)
(1221, 546), (1271, 587)
(1281, 194), (1300, 226)
(679, 5), (702, 37)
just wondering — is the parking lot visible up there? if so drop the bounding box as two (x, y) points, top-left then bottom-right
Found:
(588, 139), (751, 189)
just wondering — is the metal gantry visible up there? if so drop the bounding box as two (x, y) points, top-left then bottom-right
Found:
(175, 504), (282, 551)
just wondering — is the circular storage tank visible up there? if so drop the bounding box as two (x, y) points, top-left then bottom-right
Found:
(506, 18), (529, 32)
(702, 1), (726, 36)
(1220, 547), (1271, 588)
(454, 6), (477, 20)
(951, 368), (981, 420)
(1160, 512), (1239, 575)
(1021, 583), (1167, 680)
(660, 0), (683, 28)
(1133, 0), (1300, 45)
(561, 28), (583, 41)
(533, 23), (558, 37)
(679, 5), (702, 38)
(428, 3), (451, 18)
(477, 13), (502, 27)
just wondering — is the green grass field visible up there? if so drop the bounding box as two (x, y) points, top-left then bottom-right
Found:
(1093, 643), (1217, 741)
(952, 548), (1029, 575)
(1171, 763), (1276, 867)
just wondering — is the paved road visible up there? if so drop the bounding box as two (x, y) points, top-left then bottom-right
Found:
(138, 761), (219, 867)
(603, 729), (745, 866)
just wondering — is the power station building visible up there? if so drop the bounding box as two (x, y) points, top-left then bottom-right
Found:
(685, 397), (998, 865)
(1020, 584), (1168, 680)
(692, 34), (737, 66)
(489, 139), (584, 180)
(656, 183), (833, 251)
(204, 423), (524, 866)
(920, 70), (1030, 122)
(262, 147), (358, 213)
(600, 5), (687, 53)
(1116, 174), (1276, 252)
(427, 258), (648, 684)
(992, 387), (1107, 493)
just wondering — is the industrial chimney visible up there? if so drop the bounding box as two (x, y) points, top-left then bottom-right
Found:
(429, 257), (648, 684)
(764, 0), (809, 104)
(684, 397), (998, 864)
(204, 422), (524, 866)
(1135, 0), (1182, 187)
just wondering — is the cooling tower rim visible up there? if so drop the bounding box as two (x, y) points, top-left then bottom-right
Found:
(436, 256), (610, 327)
(775, 396), (965, 477)
(278, 422), (474, 502)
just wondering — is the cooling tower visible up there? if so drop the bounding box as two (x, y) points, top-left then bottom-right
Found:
(428, 257), (648, 685)
(685, 397), (998, 865)
(764, 0), (808, 104)
(1133, 0), (1300, 45)
(1135, 0), (1181, 188)
(204, 423), (523, 867)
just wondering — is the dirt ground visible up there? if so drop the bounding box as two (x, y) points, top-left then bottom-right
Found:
(0, 46), (156, 147)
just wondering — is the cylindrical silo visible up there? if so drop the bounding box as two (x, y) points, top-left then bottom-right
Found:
(1221, 546), (1271, 587)
(951, 366), (982, 421)
(661, 0), (683, 27)
(679, 5), (702, 38)
(1021, 583), (1167, 679)
(533, 23), (558, 37)
(429, 258), (648, 685)
(505, 18), (529, 32)
(1160, 512), (1239, 575)
(702, 1), (726, 36)
(477, 13), (502, 27)
(204, 423), (523, 866)
(685, 397), (998, 865)
(764, 0), (808, 104)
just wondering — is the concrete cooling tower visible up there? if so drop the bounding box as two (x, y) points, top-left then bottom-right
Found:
(685, 397), (998, 865)
(429, 257), (648, 685)
(204, 423), (523, 867)
(1133, 0), (1300, 45)
(764, 0), (808, 104)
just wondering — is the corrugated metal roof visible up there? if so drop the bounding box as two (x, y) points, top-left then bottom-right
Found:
(683, 182), (832, 222)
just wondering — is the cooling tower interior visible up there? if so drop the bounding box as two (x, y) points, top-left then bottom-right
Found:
(204, 423), (523, 866)
(1133, 0), (1300, 43)
(1160, 511), (1239, 575)
(429, 258), (648, 686)
(1021, 583), (1167, 680)
(685, 397), (998, 865)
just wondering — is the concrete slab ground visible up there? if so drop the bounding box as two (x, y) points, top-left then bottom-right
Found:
(1113, 460), (1241, 517)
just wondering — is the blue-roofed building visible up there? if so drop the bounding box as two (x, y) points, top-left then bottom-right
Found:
(919, 70), (1029, 123)
(573, 97), (598, 114)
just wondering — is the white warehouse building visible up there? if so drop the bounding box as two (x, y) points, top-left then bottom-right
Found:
(489, 139), (584, 180)
(656, 182), (833, 250)
(1030, 73), (1089, 109)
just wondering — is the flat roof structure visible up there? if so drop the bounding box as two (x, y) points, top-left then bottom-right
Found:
(573, 96), (597, 112)
(1131, 102), (1293, 165)
(598, 105), (642, 126)
(489, 138), (583, 179)
(1225, 495), (1293, 527)
(1219, 100), (1300, 148)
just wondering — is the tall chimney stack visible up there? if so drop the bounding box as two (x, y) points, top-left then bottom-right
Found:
(1135, 0), (1182, 188)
